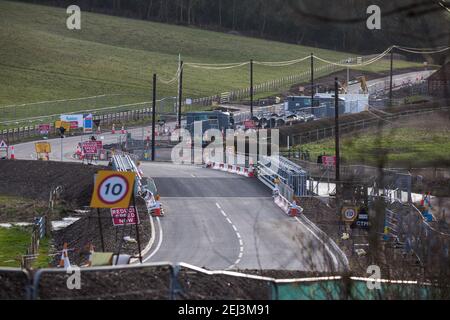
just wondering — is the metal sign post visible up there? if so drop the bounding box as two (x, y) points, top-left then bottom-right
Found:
(97, 208), (105, 252)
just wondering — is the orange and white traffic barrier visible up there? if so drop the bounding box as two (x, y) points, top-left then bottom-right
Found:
(111, 124), (116, 134)
(59, 243), (71, 269)
(9, 146), (15, 160)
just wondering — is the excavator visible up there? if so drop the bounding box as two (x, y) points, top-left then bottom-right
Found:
(338, 76), (369, 94)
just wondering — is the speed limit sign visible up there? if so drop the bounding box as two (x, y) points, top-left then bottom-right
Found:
(90, 171), (135, 208)
(341, 207), (358, 222)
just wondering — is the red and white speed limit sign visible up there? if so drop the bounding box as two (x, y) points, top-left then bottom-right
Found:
(342, 207), (357, 222)
(90, 171), (135, 208)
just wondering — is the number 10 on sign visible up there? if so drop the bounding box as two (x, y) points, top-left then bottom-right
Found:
(90, 171), (136, 208)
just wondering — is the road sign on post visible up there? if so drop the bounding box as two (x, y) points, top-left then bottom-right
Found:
(111, 207), (140, 226)
(90, 171), (135, 209)
(0, 140), (8, 159)
(35, 142), (51, 154)
(342, 206), (358, 223)
(322, 156), (336, 167)
(82, 141), (99, 155)
(39, 124), (50, 135)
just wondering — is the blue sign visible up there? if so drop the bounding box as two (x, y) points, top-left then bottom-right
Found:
(84, 114), (93, 133)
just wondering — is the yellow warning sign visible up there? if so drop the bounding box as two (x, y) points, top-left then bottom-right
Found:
(90, 171), (135, 209)
(55, 121), (71, 132)
(35, 142), (51, 154)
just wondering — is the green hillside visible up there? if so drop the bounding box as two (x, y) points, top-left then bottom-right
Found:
(0, 1), (420, 125)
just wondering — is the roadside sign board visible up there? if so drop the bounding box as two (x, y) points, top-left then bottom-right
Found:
(355, 207), (369, 229)
(61, 114), (84, 128)
(0, 140), (8, 159)
(55, 121), (71, 132)
(84, 114), (93, 133)
(35, 142), (51, 154)
(322, 156), (336, 167)
(111, 207), (140, 226)
(244, 120), (256, 129)
(342, 206), (358, 222)
(39, 124), (50, 135)
(69, 121), (79, 129)
(90, 171), (135, 209)
(82, 141), (99, 155)
(95, 140), (103, 150)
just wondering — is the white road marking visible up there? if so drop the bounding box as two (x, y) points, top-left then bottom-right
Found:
(143, 217), (163, 262)
(216, 202), (244, 270)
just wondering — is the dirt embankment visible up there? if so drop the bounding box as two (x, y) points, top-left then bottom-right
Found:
(51, 197), (151, 267)
(0, 160), (106, 209)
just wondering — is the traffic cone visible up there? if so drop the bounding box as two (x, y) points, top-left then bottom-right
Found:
(59, 243), (71, 269)
(121, 125), (125, 134)
(112, 124), (116, 134)
(97, 126), (101, 134)
(9, 146), (15, 160)
(87, 244), (95, 267)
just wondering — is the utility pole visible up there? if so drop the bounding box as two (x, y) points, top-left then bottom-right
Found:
(178, 61), (183, 130)
(310, 53), (314, 115)
(346, 58), (350, 89)
(389, 48), (394, 107)
(334, 77), (340, 190)
(152, 73), (156, 161)
(250, 59), (254, 118)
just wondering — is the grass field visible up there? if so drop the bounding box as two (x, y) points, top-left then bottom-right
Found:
(0, 194), (51, 268)
(0, 1), (421, 126)
(296, 114), (450, 168)
(0, 226), (29, 267)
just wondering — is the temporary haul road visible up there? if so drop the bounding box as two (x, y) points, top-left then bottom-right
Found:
(11, 129), (342, 272)
(139, 162), (336, 271)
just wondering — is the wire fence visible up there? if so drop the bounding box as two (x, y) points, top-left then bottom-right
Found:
(0, 262), (446, 300)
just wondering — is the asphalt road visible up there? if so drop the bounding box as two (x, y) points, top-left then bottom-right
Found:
(12, 125), (175, 162)
(347, 70), (434, 94)
(140, 162), (336, 271)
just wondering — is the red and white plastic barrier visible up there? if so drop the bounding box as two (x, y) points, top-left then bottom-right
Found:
(274, 195), (303, 217)
(205, 161), (255, 178)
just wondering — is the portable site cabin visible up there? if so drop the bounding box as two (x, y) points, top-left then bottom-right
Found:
(285, 93), (368, 118)
(186, 110), (233, 135)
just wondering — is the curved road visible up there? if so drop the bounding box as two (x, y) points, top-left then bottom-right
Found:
(140, 162), (338, 271)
